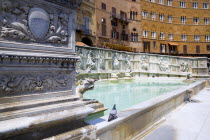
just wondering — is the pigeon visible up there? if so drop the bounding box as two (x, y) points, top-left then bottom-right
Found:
(108, 104), (117, 122)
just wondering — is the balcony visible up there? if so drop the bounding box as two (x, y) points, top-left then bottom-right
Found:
(76, 24), (85, 32)
(84, 28), (92, 35)
(76, 24), (92, 35)
(110, 13), (129, 25)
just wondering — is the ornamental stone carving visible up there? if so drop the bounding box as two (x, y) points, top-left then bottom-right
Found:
(0, 74), (69, 95)
(158, 57), (170, 71)
(180, 60), (192, 72)
(86, 50), (96, 73)
(113, 53), (120, 70)
(76, 47), (83, 70)
(99, 50), (105, 70)
(125, 54), (132, 72)
(0, 0), (69, 44)
(140, 56), (149, 71)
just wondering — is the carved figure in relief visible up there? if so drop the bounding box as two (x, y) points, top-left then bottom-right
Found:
(180, 60), (192, 72)
(76, 78), (97, 99)
(76, 48), (83, 70)
(99, 50), (105, 70)
(86, 50), (95, 73)
(113, 53), (119, 70)
(158, 57), (170, 71)
(140, 56), (149, 71)
(125, 55), (131, 72)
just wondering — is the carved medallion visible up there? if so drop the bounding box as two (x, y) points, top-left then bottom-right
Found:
(28, 8), (50, 39)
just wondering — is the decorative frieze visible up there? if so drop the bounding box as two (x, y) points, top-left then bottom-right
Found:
(76, 46), (208, 77)
(0, 74), (70, 95)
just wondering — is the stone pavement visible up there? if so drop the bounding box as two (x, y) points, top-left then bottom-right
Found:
(140, 87), (210, 140)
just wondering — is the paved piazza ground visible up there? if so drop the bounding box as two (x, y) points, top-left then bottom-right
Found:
(140, 87), (210, 140)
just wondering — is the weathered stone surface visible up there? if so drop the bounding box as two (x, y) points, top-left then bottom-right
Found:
(0, 0), (97, 139)
(28, 8), (50, 39)
(76, 45), (209, 78)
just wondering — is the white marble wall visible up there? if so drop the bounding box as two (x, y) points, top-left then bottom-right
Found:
(76, 46), (209, 77)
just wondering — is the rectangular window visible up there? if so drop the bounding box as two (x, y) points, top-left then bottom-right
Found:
(204, 17), (209, 25)
(183, 45), (187, 54)
(203, 3), (208, 9)
(143, 30), (148, 38)
(142, 10), (148, 19)
(160, 44), (166, 53)
(101, 3), (106, 10)
(151, 31), (156, 39)
(196, 45), (200, 53)
(160, 32), (165, 40)
(168, 33), (173, 40)
(180, 1), (186, 8)
(205, 35), (210, 42)
(168, 15), (172, 23)
(102, 24), (106, 36)
(158, 0), (164, 4)
(207, 45), (210, 51)
(194, 35), (200, 41)
(153, 41), (156, 48)
(84, 16), (90, 34)
(180, 16), (186, 24)
(111, 28), (117, 39)
(112, 7), (116, 16)
(151, 12), (156, 20)
(159, 13), (164, 21)
(150, 0), (155, 2)
(193, 17), (199, 25)
(193, 2), (198, 9)
(181, 34), (187, 41)
(167, 0), (172, 6)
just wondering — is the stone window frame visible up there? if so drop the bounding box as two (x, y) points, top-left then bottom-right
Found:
(194, 35), (200, 41)
(143, 30), (148, 38)
(150, 12), (156, 20)
(168, 15), (172, 23)
(203, 3), (209, 9)
(193, 17), (199, 25)
(180, 16), (186, 24)
(192, 2), (198, 9)
(181, 34), (187, 41)
(204, 17), (209, 25)
(167, 0), (172, 6)
(180, 1), (186, 8)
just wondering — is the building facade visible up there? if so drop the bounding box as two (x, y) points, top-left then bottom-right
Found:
(76, 0), (96, 46)
(140, 0), (210, 56)
(76, 0), (210, 57)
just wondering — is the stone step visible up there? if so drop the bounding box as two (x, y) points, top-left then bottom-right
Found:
(44, 125), (97, 140)
(0, 90), (72, 104)
(0, 106), (95, 139)
(0, 100), (85, 121)
(0, 95), (79, 112)
(86, 102), (105, 110)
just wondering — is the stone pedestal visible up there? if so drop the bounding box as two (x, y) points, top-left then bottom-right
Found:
(0, 0), (97, 139)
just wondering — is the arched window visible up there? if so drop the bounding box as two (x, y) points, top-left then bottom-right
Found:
(131, 28), (138, 42)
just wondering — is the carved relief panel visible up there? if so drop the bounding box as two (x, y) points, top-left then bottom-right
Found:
(0, 0), (80, 50)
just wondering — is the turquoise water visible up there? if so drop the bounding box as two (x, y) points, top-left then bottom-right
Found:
(84, 78), (189, 116)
